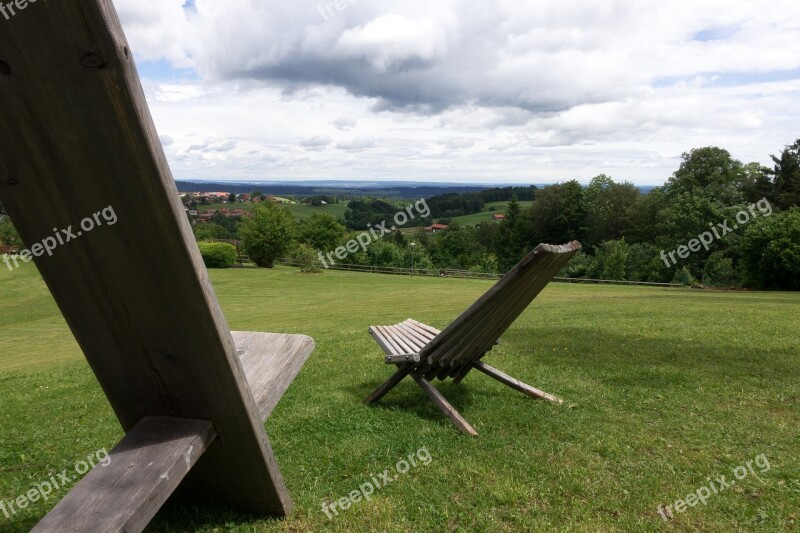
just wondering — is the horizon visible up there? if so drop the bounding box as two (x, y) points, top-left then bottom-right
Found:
(114, 0), (799, 186)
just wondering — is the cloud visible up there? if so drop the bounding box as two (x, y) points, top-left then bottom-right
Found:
(331, 117), (358, 130)
(336, 138), (377, 152)
(300, 135), (333, 150)
(112, 0), (800, 185)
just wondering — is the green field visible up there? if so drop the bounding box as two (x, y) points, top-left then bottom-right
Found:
(197, 202), (349, 221)
(448, 200), (534, 226)
(1, 263), (798, 531)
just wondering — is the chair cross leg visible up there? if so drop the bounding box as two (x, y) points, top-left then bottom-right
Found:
(411, 374), (478, 436)
(363, 367), (412, 405)
(473, 362), (563, 404)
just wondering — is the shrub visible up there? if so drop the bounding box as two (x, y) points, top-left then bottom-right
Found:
(740, 208), (800, 290)
(198, 242), (236, 268)
(292, 243), (322, 273)
(239, 203), (295, 268)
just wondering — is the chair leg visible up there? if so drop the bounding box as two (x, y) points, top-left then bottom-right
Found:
(363, 367), (411, 405)
(411, 374), (478, 436)
(473, 362), (563, 404)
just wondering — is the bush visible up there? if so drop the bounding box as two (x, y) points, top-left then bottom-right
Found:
(740, 208), (800, 290)
(198, 242), (236, 268)
(239, 203), (296, 268)
(194, 223), (229, 241)
(292, 243), (322, 273)
(702, 251), (736, 287)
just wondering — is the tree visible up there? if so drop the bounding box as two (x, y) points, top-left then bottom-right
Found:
(292, 243), (323, 273)
(228, 193), (237, 203)
(770, 139), (800, 210)
(740, 208), (800, 290)
(665, 147), (745, 196)
(583, 175), (640, 245)
(528, 180), (587, 245)
(297, 213), (346, 251)
(193, 223), (229, 241)
(239, 203), (295, 268)
(595, 238), (628, 280)
(741, 162), (774, 204)
(494, 194), (526, 271)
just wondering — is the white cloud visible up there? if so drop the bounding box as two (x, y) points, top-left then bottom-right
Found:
(112, 0), (800, 184)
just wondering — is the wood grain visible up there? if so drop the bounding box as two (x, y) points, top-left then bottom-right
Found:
(234, 332), (315, 422)
(32, 417), (216, 533)
(0, 0), (302, 518)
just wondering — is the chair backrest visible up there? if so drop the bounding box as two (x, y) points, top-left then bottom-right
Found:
(418, 242), (581, 373)
(0, 0), (289, 515)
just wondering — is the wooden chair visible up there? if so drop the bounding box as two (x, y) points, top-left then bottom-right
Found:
(0, 1), (314, 531)
(364, 242), (581, 435)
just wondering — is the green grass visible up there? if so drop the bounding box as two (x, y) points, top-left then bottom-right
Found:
(449, 201), (534, 226)
(197, 202), (348, 221)
(1, 263), (798, 531)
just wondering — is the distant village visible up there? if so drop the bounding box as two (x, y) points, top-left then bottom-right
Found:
(181, 191), (297, 224)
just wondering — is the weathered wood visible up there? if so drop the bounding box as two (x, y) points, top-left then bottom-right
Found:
(385, 352), (421, 364)
(383, 325), (417, 354)
(411, 374), (478, 436)
(0, 0), (305, 519)
(365, 242), (580, 433)
(369, 327), (400, 356)
(473, 362), (563, 404)
(234, 332), (315, 422)
(395, 322), (431, 348)
(32, 417), (216, 533)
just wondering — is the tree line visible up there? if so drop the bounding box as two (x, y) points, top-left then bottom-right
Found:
(2, 139), (798, 289)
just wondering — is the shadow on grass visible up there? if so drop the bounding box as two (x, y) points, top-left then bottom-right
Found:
(145, 501), (281, 532)
(354, 375), (478, 426)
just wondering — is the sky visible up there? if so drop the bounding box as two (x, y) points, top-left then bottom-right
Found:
(112, 0), (800, 185)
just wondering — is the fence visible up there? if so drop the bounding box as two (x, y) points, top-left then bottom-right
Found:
(275, 259), (683, 287)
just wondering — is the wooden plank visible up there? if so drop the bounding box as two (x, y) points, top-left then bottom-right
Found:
(444, 250), (568, 370)
(234, 332), (315, 422)
(385, 352), (421, 364)
(474, 362), (563, 404)
(406, 319), (442, 337)
(401, 320), (438, 341)
(33, 417), (216, 533)
(369, 327), (399, 356)
(372, 326), (403, 355)
(424, 244), (580, 376)
(0, 0), (292, 516)
(418, 243), (580, 370)
(383, 325), (417, 354)
(395, 322), (432, 350)
(411, 374), (477, 436)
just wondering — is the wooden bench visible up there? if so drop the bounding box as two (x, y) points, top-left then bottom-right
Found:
(365, 242), (581, 435)
(0, 1), (314, 530)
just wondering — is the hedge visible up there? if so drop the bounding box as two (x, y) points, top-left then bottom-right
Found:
(198, 242), (236, 268)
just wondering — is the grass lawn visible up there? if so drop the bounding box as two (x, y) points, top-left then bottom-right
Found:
(449, 201), (534, 226)
(197, 202), (349, 221)
(1, 263), (798, 531)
